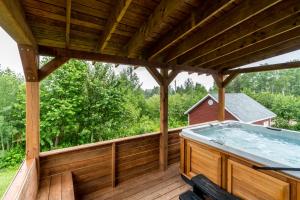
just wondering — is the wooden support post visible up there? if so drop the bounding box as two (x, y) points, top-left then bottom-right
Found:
(18, 45), (40, 165)
(26, 82), (40, 161)
(218, 83), (225, 121)
(18, 43), (40, 191)
(160, 68), (168, 171)
(145, 68), (179, 171)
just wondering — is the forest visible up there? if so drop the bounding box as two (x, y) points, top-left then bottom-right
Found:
(0, 59), (299, 169)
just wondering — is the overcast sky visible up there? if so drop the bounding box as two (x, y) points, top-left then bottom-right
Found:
(1, 27), (300, 90)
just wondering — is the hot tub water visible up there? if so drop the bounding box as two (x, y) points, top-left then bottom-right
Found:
(189, 122), (300, 168)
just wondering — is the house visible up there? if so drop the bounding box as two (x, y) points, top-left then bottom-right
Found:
(185, 93), (276, 126)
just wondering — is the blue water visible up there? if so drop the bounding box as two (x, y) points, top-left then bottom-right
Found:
(193, 123), (300, 167)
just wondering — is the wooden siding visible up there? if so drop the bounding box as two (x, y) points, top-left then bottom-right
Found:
(39, 128), (182, 198)
(188, 97), (236, 125)
(253, 118), (271, 126)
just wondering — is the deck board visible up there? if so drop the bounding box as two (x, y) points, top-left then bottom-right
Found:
(82, 163), (189, 200)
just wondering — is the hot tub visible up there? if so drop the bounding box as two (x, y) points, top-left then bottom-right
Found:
(180, 121), (300, 200)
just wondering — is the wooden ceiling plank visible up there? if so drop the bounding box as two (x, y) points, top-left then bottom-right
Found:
(38, 56), (70, 81)
(97, 0), (133, 52)
(147, 0), (233, 61)
(0, 0), (36, 47)
(191, 11), (300, 68)
(216, 35), (300, 71)
(198, 26), (300, 70)
(178, 0), (300, 65)
(25, 7), (105, 31)
(124, 0), (192, 58)
(65, 0), (71, 48)
(224, 61), (300, 74)
(163, 0), (282, 63)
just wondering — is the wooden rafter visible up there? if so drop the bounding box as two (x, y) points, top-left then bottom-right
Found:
(65, 0), (71, 48)
(124, 0), (191, 58)
(162, 0), (281, 63)
(0, 0), (36, 47)
(223, 61), (300, 74)
(178, 0), (300, 65)
(38, 46), (217, 75)
(38, 57), (70, 81)
(97, 0), (133, 52)
(192, 14), (300, 69)
(147, 0), (233, 60)
(215, 35), (300, 71)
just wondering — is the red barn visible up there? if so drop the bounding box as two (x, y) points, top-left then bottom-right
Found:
(185, 93), (276, 126)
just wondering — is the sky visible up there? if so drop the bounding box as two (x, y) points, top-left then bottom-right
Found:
(1, 27), (300, 90)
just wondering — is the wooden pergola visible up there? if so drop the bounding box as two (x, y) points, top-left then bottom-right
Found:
(1, 0), (300, 199)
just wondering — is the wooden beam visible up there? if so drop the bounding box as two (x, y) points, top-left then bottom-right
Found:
(215, 35), (300, 71)
(163, 0), (281, 62)
(178, 0), (300, 65)
(160, 68), (168, 171)
(38, 46), (217, 74)
(193, 16), (300, 69)
(212, 73), (222, 88)
(0, 0), (36, 46)
(124, 0), (193, 58)
(97, 0), (132, 52)
(18, 45), (39, 82)
(223, 61), (300, 74)
(146, 67), (163, 85)
(65, 0), (71, 48)
(147, 0), (233, 60)
(222, 72), (239, 87)
(26, 82), (40, 161)
(167, 70), (180, 85)
(38, 57), (70, 81)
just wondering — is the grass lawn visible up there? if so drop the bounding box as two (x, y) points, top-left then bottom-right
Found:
(0, 166), (18, 198)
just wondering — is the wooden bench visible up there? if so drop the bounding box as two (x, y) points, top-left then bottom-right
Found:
(179, 190), (204, 200)
(37, 172), (75, 200)
(192, 174), (240, 200)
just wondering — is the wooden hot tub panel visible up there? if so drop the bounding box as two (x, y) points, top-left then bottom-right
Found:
(228, 160), (290, 200)
(185, 140), (222, 186)
(181, 137), (298, 200)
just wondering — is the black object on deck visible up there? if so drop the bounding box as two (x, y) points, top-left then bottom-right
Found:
(191, 174), (241, 200)
(179, 190), (204, 200)
(253, 166), (300, 171)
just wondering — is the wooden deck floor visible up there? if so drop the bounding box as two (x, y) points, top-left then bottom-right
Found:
(82, 163), (190, 200)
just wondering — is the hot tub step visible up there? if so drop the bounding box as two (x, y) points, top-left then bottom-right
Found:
(192, 174), (240, 200)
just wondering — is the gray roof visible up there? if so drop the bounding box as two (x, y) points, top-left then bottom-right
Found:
(186, 93), (276, 123)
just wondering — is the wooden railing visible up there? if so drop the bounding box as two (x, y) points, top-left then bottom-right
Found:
(2, 159), (38, 200)
(38, 128), (182, 198)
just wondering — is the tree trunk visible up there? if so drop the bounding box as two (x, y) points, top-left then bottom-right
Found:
(0, 131), (4, 151)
